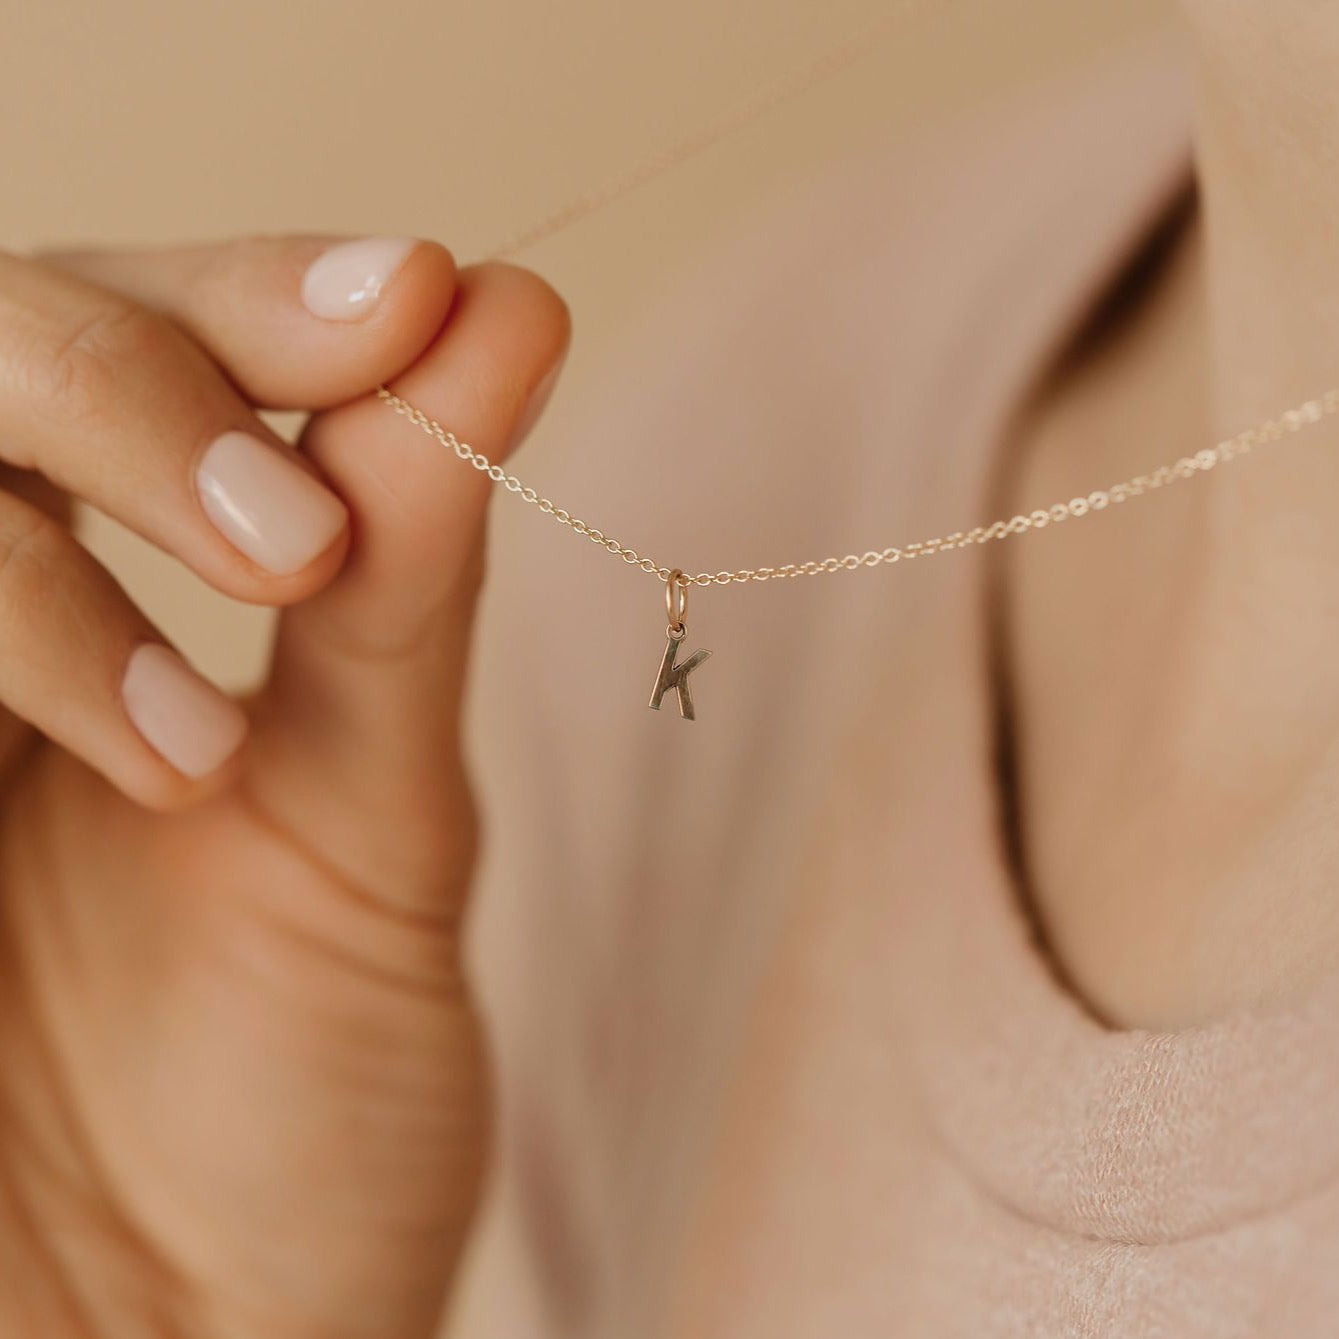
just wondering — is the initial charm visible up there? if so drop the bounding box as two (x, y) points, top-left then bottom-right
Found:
(648, 630), (711, 720)
(648, 569), (711, 721)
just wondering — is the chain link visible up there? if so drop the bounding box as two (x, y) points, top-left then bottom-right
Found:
(377, 385), (1339, 591)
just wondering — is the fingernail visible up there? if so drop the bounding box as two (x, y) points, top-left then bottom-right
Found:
(300, 237), (418, 321)
(122, 644), (249, 778)
(197, 431), (348, 575)
(509, 351), (567, 452)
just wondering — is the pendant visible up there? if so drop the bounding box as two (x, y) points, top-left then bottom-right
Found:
(648, 569), (711, 721)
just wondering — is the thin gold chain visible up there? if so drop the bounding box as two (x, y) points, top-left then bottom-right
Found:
(377, 8), (1339, 592)
(377, 385), (1339, 590)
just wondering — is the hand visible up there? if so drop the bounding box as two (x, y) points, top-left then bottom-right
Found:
(0, 237), (570, 1337)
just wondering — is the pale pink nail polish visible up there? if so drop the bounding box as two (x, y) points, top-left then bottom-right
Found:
(122, 644), (248, 779)
(300, 237), (418, 321)
(197, 431), (348, 575)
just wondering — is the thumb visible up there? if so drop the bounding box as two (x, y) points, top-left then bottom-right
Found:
(246, 261), (570, 911)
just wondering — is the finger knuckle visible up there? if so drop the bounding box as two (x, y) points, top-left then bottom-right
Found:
(31, 300), (177, 423)
(0, 508), (73, 622)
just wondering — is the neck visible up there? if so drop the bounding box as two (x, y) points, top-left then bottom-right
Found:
(1176, 6), (1339, 774)
(1001, 11), (1339, 1026)
(1186, 4), (1339, 425)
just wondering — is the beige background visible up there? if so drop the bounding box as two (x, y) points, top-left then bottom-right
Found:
(1, 0), (1168, 691)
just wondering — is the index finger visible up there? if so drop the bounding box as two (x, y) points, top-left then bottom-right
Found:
(41, 234), (459, 410)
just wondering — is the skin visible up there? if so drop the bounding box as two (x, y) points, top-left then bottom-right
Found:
(0, 239), (569, 1336)
(1003, 3), (1339, 1027)
(2, 4), (1334, 1333)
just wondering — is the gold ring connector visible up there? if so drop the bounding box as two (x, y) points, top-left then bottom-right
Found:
(665, 569), (688, 633)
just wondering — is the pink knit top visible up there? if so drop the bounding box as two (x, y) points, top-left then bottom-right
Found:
(452, 30), (1339, 1338)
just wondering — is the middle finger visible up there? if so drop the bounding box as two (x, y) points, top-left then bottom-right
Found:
(0, 251), (349, 599)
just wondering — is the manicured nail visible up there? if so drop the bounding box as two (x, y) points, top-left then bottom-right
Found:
(122, 644), (249, 778)
(197, 431), (348, 575)
(300, 237), (418, 321)
(509, 351), (567, 451)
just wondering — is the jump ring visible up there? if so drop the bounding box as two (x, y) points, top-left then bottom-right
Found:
(665, 568), (688, 631)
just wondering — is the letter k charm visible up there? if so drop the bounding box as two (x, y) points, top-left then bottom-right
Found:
(648, 630), (711, 720)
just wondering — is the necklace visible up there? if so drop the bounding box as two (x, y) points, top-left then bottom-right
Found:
(378, 385), (1339, 720)
(372, 17), (1339, 720)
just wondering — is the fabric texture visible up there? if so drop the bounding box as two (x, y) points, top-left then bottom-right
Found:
(448, 30), (1339, 1338)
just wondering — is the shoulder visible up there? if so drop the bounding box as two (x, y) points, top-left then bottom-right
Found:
(656, 29), (1193, 385)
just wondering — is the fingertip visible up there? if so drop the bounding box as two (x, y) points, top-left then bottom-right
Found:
(468, 259), (573, 355)
(284, 237), (459, 407)
(192, 428), (353, 601)
(299, 236), (421, 321)
(299, 236), (458, 333)
(120, 643), (251, 804)
(279, 258), (573, 667)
